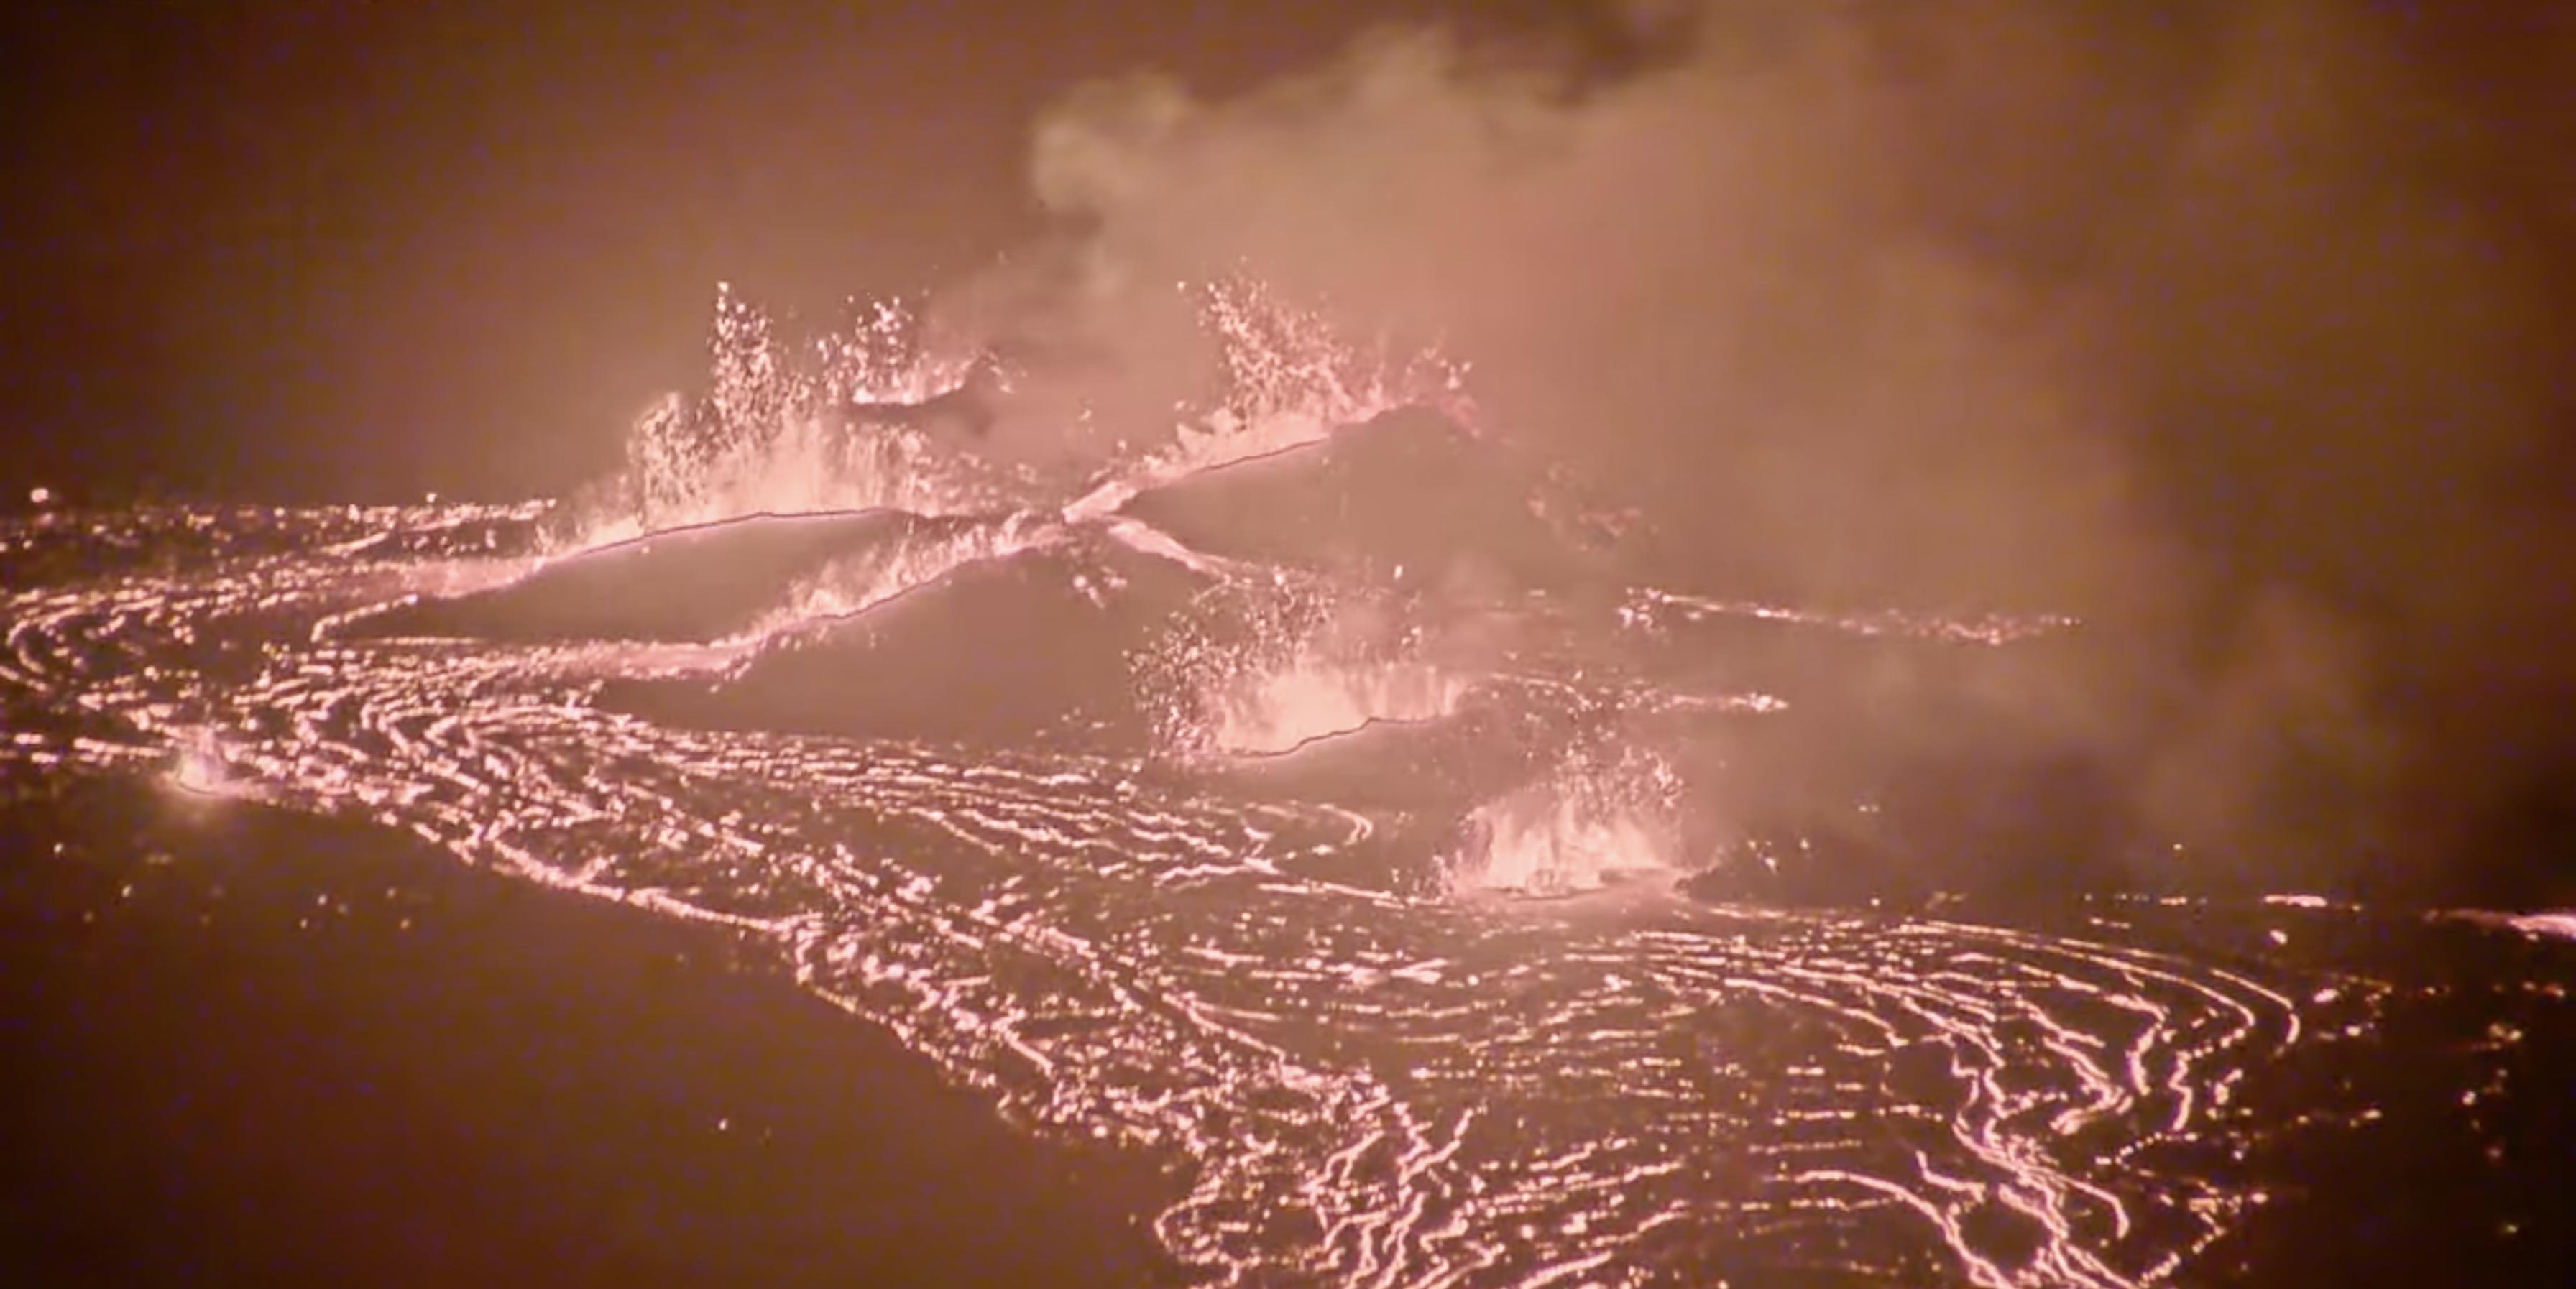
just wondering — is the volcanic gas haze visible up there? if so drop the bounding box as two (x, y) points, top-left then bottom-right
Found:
(998, 0), (2576, 901)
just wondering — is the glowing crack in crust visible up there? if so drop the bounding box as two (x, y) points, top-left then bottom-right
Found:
(6, 513), (2341, 1289)
(0, 286), (2519, 1289)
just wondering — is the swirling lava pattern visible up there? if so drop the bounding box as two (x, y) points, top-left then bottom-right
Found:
(6, 507), (2323, 1288)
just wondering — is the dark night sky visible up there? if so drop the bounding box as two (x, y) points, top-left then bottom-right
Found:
(1, 1), (2568, 507)
(0, 0), (1623, 504)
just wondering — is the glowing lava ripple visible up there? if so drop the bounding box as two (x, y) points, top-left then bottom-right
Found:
(0, 505), (2556, 1289)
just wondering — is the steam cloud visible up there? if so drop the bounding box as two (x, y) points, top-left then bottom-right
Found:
(975, 0), (2576, 900)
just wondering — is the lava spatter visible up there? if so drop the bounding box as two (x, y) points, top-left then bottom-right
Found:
(4, 285), (2567, 1289)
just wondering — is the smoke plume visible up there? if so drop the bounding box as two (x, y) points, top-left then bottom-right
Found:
(986, 0), (2576, 900)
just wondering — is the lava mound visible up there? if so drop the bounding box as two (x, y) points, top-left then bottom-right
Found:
(339, 509), (989, 644)
(599, 532), (1211, 753)
(1118, 407), (1594, 596)
(1195, 683), (1596, 813)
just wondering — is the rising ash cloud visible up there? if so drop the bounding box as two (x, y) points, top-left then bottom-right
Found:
(941, 0), (2575, 900)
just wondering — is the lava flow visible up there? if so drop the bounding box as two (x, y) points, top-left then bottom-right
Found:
(3, 284), (2567, 1289)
